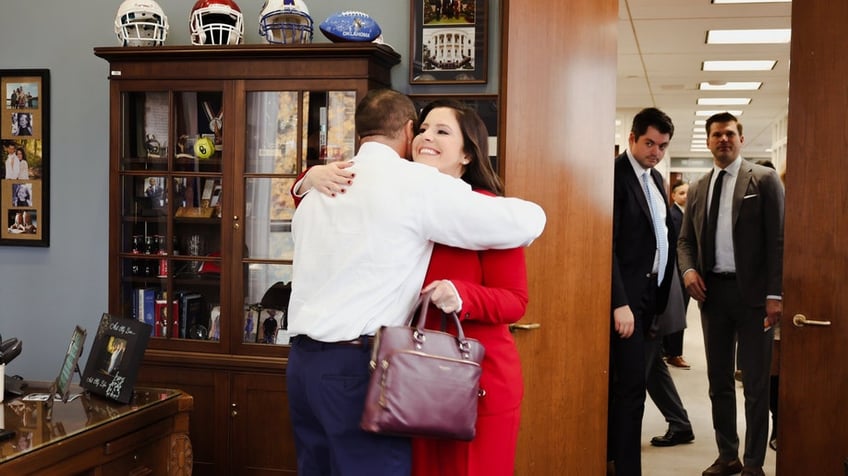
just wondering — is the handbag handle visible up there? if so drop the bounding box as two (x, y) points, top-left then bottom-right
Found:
(408, 291), (474, 359)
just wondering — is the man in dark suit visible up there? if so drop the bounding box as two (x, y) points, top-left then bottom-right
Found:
(608, 107), (676, 476)
(664, 180), (691, 369)
(646, 259), (694, 449)
(677, 112), (784, 476)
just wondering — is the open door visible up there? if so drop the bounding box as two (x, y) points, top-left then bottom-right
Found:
(778, 1), (848, 474)
(501, 0), (618, 474)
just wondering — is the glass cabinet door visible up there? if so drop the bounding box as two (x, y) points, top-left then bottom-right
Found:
(241, 89), (357, 348)
(118, 89), (224, 344)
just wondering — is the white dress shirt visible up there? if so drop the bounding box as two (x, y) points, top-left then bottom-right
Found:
(708, 157), (742, 273)
(288, 141), (546, 341)
(626, 151), (668, 275)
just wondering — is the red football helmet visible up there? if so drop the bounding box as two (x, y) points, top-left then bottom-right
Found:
(189, 0), (244, 45)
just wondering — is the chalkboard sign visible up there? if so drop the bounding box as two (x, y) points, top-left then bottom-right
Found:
(81, 313), (151, 403)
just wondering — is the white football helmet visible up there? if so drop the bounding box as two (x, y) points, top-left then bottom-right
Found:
(258, 0), (313, 45)
(114, 0), (169, 47)
(189, 0), (244, 45)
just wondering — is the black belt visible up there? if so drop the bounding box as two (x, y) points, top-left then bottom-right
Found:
(291, 335), (374, 349)
(709, 272), (737, 280)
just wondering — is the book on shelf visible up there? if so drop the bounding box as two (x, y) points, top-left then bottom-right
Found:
(134, 288), (156, 335)
(179, 292), (206, 339)
(201, 178), (215, 202)
(209, 183), (222, 207)
(153, 299), (180, 338)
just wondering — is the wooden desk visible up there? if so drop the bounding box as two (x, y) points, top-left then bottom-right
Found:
(0, 385), (193, 475)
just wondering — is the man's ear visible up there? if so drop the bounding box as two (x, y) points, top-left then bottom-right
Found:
(402, 119), (416, 160)
(405, 119), (415, 143)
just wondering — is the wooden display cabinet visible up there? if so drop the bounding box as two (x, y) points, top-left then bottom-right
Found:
(94, 44), (400, 475)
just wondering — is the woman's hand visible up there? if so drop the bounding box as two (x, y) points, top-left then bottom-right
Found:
(300, 161), (355, 197)
(422, 280), (462, 314)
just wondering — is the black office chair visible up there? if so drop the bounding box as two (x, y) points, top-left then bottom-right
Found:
(1, 336), (25, 396)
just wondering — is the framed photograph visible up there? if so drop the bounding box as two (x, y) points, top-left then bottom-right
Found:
(81, 313), (152, 404)
(47, 326), (87, 405)
(0, 69), (49, 246)
(410, 0), (488, 84)
(408, 94), (500, 174)
(243, 306), (259, 343)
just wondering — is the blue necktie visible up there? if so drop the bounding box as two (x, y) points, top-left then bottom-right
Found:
(642, 171), (667, 283)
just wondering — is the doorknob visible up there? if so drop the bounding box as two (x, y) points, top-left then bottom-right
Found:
(792, 314), (831, 328)
(509, 322), (541, 333)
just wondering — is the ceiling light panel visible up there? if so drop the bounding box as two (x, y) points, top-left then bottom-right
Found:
(697, 98), (752, 105)
(699, 81), (762, 91)
(695, 110), (743, 116)
(712, 0), (790, 4)
(707, 29), (791, 44)
(703, 60), (776, 71)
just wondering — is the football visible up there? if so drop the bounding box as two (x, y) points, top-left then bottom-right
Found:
(319, 11), (382, 43)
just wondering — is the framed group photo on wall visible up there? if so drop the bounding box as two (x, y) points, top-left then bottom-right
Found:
(0, 69), (49, 246)
(409, 94), (499, 173)
(409, 0), (488, 84)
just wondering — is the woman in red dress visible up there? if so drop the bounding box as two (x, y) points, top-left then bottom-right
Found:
(408, 99), (527, 476)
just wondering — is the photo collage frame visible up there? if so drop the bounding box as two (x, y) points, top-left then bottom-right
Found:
(0, 69), (49, 246)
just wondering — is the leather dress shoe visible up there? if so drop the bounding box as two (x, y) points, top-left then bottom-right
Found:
(741, 467), (765, 476)
(667, 355), (691, 369)
(703, 458), (743, 476)
(650, 429), (694, 447)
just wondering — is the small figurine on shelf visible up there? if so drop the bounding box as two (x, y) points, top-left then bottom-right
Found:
(145, 134), (162, 158)
(202, 101), (223, 146)
(176, 135), (194, 159)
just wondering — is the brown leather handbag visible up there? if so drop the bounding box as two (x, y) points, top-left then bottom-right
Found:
(360, 292), (486, 441)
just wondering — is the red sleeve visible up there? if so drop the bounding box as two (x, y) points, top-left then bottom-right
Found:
(290, 169), (308, 207)
(451, 247), (529, 325)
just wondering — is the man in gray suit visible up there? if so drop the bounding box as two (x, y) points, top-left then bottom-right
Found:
(677, 112), (784, 476)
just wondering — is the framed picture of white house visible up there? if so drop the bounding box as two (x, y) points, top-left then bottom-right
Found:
(409, 0), (487, 84)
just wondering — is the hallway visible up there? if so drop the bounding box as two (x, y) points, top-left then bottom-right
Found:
(641, 304), (777, 475)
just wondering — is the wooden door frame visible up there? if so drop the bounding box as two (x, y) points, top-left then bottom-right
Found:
(500, 0), (618, 473)
(778, 1), (848, 474)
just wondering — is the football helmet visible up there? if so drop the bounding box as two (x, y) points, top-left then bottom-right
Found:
(258, 0), (314, 45)
(189, 0), (244, 46)
(114, 0), (169, 47)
